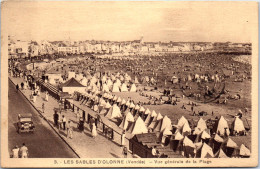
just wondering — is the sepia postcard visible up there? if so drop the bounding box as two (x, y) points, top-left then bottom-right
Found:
(1, 1), (258, 168)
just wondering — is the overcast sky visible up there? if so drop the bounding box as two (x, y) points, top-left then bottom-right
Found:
(3, 1), (257, 43)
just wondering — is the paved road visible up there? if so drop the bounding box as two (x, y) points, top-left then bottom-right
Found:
(8, 80), (78, 158)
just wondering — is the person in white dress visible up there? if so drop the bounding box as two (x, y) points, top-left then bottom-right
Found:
(45, 92), (49, 102)
(20, 143), (29, 158)
(12, 145), (20, 158)
(121, 130), (126, 146)
(92, 124), (97, 139)
(24, 81), (27, 90)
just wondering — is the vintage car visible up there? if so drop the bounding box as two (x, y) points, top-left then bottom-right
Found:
(17, 113), (35, 133)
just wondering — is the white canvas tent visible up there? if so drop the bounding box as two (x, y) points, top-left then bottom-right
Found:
(144, 110), (156, 126)
(105, 104), (122, 119)
(129, 84), (137, 92)
(160, 116), (172, 132)
(214, 116), (230, 136)
(239, 144), (250, 157)
(119, 112), (135, 130)
(128, 116), (148, 135)
(102, 83), (110, 93)
(148, 112), (163, 129)
(231, 116), (245, 133)
(199, 143), (214, 158)
(177, 116), (189, 128)
(112, 83), (120, 92)
(120, 83), (128, 92)
(195, 118), (207, 134)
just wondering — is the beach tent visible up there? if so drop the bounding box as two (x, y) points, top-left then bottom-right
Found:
(99, 98), (107, 107)
(213, 116), (230, 136)
(181, 122), (192, 136)
(148, 112), (163, 129)
(119, 111), (135, 130)
(160, 116), (172, 132)
(106, 79), (113, 88)
(226, 138), (238, 148)
(231, 116), (245, 134)
(119, 75), (124, 82)
(215, 149), (228, 158)
(225, 137), (238, 157)
(195, 118), (207, 134)
(125, 100), (131, 107)
(102, 75), (107, 83)
(121, 98), (126, 105)
(102, 83), (110, 93)
(144, 110), (156, 126)
(183, 136), (195, 158)
(200, 130), (211, 143)
(116, 97), (122, 103)
(214, 133), (224, 143)
(105, 104), (122, 119)
(144, 108), (151, 115)
(170, 132), (184, 152)
(129, 102), (135, 109)
(134, 104), (140, 110)
(128, 116), (148, 135)
(120, 83), (128, 92)
(129, 84), (137, 92)
(196, 143), (214, 158)
(161, 127), (173, 145)
(112, 83), (120, 92)
(134, 76), (140, 84)
(177, 116), (189, 128)
(153, 119), (163, 132)
(112, 95), (118, 101)
(239, 144), (250, 157)
(115, 79), (122, 86)
(174, 132), (184, 141)
(139, 106), (145, 113)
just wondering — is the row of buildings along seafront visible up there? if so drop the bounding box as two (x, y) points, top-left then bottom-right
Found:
(8, 35), (251, 59)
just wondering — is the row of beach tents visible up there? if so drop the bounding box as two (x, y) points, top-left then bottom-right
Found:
(74, 89), (250, 158)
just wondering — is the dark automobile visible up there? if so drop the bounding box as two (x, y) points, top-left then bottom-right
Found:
(17, 113), (35, 133)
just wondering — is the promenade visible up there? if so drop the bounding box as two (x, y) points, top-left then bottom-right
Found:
(10, 76), (133, 158)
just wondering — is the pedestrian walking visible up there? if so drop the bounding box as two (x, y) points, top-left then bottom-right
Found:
(152, 146), (159, 158)
(77, 117), (84, 132)
(121, 130), (126, 146)
(42, 103), (45, 113)
(89, 117), (95, 132)
(76, 110), (80, 122)
(58, 113), (62, 130)
(62, 115), (66, 130)
(45, 91), (49, 102)
(92, 123), (97, 139)
(24, 81), (27, 90)
(20, 143), (28, 158)
(53, 111), (59, 126)
(33, 91), (37, 103)
(16, 84), (19, 92)
(122, 146), (128, 158)
(11, 145), (20, 158)
(67, 121), (73, 139)
(21, 82), (24, 90)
